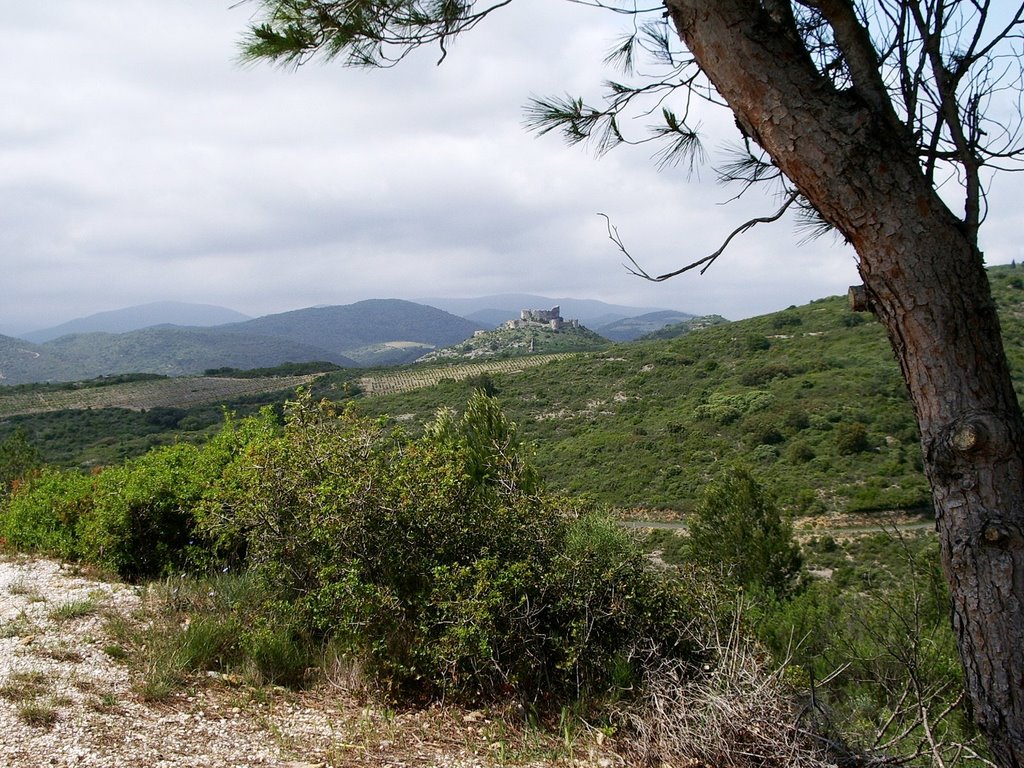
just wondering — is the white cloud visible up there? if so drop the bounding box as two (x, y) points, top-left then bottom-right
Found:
(0, 0), (1012, 336)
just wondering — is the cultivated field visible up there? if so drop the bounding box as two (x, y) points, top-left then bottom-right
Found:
(0, 355), (580, 417)
(357, 354), (576, 396)
(0, 375), (321, 417)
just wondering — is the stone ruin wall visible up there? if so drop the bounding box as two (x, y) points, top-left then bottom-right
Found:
(505, 306), (580, 331)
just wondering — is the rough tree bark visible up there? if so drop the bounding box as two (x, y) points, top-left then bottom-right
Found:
(663, 1), (1024, 764)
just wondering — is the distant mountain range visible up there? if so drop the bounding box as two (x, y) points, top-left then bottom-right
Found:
(597, 310), (701, 342)
(0, 296), (706, 386)
(21, 302), (252, 343)
(0, 300), (482, 385)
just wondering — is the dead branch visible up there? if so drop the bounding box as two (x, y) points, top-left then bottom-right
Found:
(605, 189), (801, 282)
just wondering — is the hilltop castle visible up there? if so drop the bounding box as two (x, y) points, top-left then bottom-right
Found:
(505, 306), (580, 331)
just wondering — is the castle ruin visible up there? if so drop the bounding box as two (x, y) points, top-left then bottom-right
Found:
(505, 305), (580, 331)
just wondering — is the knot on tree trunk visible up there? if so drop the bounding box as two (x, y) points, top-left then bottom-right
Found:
(928, 411), (1009, 481)
(952, 420), (989, 454)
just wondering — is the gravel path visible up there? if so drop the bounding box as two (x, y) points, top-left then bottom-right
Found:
(0, 555), (618, 768)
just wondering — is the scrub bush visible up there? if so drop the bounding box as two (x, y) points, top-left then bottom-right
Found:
(0, 410), (275, 578)
(684, 467), (803, 598)
(0, 468), (94, 558)
(0, 428), (41, 498)
(201, 390), (703, 703)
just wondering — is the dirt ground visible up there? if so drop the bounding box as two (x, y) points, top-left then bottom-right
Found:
(0, 555), (623, 768)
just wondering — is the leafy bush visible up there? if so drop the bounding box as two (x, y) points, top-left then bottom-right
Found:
(200, 391), (703, 703)
(742, 414), (785, 447)
(771, 313), (803, 329)
(746, 335), (771, 351)
(786, 441), (815, 464)
(0, 468), (94, 558)
(694, 391), (773, 425)
(783, 410), (810, 431)
(739, 365), (794, 387)
(683, 467), (803, 597)
(835, 422), (871, 454)
(78, 444), (208, 579)
(0, 411), (275, 578)
(0, 428), (41, 498)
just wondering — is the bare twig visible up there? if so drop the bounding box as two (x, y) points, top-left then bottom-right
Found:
(604, 189), (801, 282)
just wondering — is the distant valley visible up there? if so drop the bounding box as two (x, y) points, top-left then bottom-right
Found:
(0, 296), (700, 385)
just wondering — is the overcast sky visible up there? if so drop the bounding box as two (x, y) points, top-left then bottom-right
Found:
(2, 1), (1021, 336)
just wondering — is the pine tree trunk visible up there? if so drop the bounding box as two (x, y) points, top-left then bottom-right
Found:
(666, 1), (1024, 764)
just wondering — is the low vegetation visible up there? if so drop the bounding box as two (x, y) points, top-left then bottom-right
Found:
(1, 392), (707, 709)
(0, 371), (320, 418)
(0, 382), (989, 763)
(4, 268), (1022, 762)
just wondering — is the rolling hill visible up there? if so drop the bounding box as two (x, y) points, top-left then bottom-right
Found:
(20, 302), (251, 343)
(598, 310), (702, 341)
(7, 265), (1023, 515)
(417, 323), (610, 363)
(0, 328), (356, 385)
(0, 335), (81, 385)
(635, 314), (730, 340)
(40, 328), (356, 378)
(343, 266), (1024, 513)
(218, 299), (482, 365)
(0, 299), (482, 384)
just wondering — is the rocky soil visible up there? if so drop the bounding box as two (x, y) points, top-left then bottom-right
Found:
(0, 555), (620, 768)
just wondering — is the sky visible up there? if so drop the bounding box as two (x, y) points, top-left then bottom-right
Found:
(2, 1), (1022, 336)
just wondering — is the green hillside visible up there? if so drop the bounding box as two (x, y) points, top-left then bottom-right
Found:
(350, 297), (923, 513)
(5, 265), (1023, 513)
(344, 264), (1024, 514)
(221, 299), (482, 361)
(417, 324), (609, 363)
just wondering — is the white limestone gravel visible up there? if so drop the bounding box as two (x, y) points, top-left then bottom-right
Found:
(0, 555), (618, 768)
(0, 555), (362, 767)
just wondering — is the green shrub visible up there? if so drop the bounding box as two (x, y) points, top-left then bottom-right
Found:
(684, 467), (803, 597)
(771, 313), (802, 329)
(544, 515), (696, 694)
(201, 391), (703, 703)
(783, 410), (811, 431)
(78, 446), (201, 579)
(739, 365), (794, 387)
(835, 422), (871, 454)
(0, 468), (95, 558)
(745, 335), (771, 351)
(4, 409), (278, 580)
(694, 391), (773, 425)
(786, 441), (815, 464)
(0, 428), (41, 498)
(750, 444), (780, 462)
(741, 414), (785, 447)
(753, 537), (977, 761)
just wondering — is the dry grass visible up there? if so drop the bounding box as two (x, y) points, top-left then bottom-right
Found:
(617, 614), (840, 768)
(16, 700), (58, 729)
